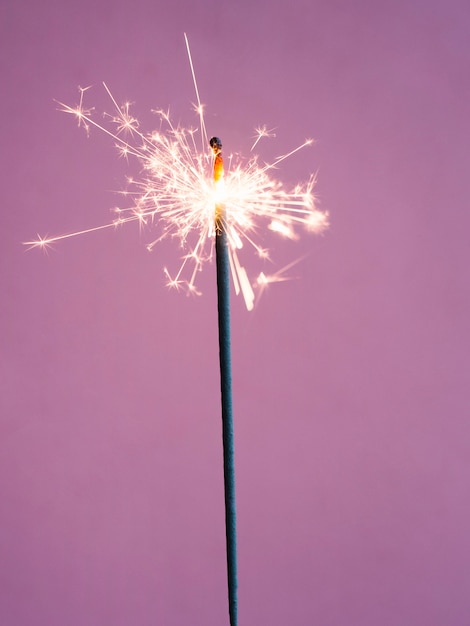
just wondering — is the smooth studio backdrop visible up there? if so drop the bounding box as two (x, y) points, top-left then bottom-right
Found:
(1, 1), (469, 624)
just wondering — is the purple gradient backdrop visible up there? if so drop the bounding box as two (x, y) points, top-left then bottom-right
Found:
(2, 1), (469, 624)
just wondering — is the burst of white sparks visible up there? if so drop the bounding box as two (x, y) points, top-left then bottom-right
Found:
(25, 37), (329, 310)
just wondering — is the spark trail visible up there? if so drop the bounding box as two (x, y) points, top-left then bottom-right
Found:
(25, 38), (329, 310)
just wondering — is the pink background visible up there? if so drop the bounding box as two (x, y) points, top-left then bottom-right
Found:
(2, 1), (469, 624)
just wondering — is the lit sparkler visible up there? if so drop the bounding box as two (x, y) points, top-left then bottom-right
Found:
(211, 134), (238, 626)
(26, 35), (329, 626)
(25, 37), (328, 311)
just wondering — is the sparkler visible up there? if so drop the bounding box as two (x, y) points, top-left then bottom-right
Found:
(26, 34), (328, 626)
(211, 135), (238, 625)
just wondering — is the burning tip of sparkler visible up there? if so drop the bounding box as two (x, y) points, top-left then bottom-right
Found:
(28, 37), (329, 310)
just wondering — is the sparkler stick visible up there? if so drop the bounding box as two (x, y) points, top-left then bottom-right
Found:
(211, 136), (238, 626)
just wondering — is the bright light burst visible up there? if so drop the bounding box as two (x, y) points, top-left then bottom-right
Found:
(26, 36), (329, 310)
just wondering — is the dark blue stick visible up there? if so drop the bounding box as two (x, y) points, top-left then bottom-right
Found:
(216, 224), (238, 626)
(211, 136), (238, 626)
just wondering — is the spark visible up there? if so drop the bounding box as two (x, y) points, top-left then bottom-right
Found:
(26, 37), (329, 310)
(250, 125), (276, 151)
(254, 256), (308, 305)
